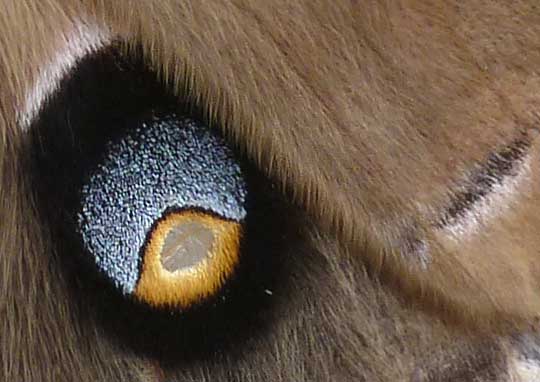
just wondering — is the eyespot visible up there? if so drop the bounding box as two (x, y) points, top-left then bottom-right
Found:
(77, 113), (247, 308)
(28, 44), (297, 354)
(26, 45), (274, 315)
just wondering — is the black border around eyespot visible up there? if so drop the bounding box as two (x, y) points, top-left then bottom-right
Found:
(28, 43), (302, 362)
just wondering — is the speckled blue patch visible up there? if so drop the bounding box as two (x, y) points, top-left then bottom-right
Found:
(77, 114), (247, 295)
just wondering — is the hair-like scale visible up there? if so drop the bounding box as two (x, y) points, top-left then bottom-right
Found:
(1, 0), (540, 381)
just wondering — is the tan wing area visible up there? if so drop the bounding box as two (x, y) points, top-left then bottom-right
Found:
(1, 1), (540, 380)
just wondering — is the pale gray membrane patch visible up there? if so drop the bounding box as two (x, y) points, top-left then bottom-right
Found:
(77, 114), (247, 295)
(160, 221), (216, 272)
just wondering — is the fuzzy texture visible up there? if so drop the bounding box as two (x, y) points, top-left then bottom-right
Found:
(1, 0), (540, 381)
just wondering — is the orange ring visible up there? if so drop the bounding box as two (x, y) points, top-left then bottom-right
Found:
(135, 210), (242, 308)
